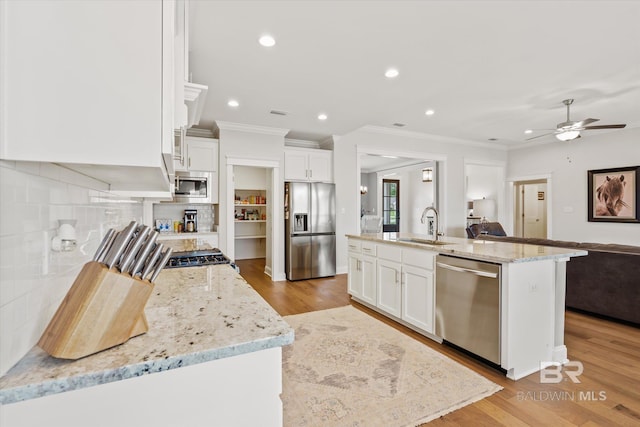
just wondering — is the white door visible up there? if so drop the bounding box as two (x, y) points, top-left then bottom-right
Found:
(284, 150), (309, 181)
(187, 139), (216, 171)
(347, 254), (362, 298)
(523, 183), (547, 238)
(360, 255), (377, 305)
(402, 265), (434, 333)
(376, 259), (402, 317)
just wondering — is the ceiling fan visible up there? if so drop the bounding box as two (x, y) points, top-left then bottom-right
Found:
(526, 99), (626, 141)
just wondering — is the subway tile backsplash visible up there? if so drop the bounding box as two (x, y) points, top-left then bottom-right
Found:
(153, 203), (216, 232)
(0, 161), (143, 376)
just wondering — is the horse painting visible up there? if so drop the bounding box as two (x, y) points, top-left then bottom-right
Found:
(595, 175), (628, 216)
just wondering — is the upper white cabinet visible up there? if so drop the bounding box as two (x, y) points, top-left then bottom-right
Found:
(176, 136), (218, 172)
(284, 148), (333, 182)
(174, 0), (207, 130)
(0, 0), (176, 193)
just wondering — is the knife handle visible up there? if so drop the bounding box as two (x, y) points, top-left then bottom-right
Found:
(104, 221), (138, 269)
(93, 229), (116, 262)
(131, 230), (159, 276)
(149, 248), (173, 283)
(142, 243), (164, 280)
(119, 226), (151, 274)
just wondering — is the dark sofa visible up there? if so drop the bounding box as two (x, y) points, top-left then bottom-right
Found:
(472, 233), (640, 326)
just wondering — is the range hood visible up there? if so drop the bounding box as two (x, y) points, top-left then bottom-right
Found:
(183, 81), (208, 128)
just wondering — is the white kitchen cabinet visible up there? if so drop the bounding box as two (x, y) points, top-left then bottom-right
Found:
(0, 0), (176, 193)
(401, 248), (436, 333)
(347, 241), (376, 305)
(176, 137), (218, 172)
(402, 265), (434, 333)
(173, 0), (208, 131)
(284, 147), (333, 182)
(348, 238), (436, 335)
(377, 258), (402, 318)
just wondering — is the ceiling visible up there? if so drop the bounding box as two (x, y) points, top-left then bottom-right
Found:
(189, 1), (640, 147)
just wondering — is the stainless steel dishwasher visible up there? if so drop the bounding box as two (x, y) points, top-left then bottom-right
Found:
(435, 255), (501, 364)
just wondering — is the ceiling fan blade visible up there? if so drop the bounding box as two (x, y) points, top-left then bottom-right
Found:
(583, 124), (627, 130)
(573, 118), (599, 128)
(526, 132), (555, 141)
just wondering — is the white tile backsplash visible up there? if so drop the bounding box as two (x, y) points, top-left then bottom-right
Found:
(0, 161), (143, 376)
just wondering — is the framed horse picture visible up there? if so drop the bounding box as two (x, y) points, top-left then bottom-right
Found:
(588, 165), (640, 223)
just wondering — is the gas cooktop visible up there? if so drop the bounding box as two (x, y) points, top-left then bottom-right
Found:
(165, 249), (231, 269)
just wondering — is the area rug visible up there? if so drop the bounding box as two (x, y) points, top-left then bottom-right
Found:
(282, 306), (502, 427)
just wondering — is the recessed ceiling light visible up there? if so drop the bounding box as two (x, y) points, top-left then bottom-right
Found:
(318, 113), (327, 121)
(425, 109), (435, 116)
(488, 138), (498, 141)
(393, 123), (406, 127)
(524, 129), (533, 134)
(381, 155), (398, 159)
(259, 35), (276, 47)
(385, 68), (399, 78)
(227, 99), (239, 107)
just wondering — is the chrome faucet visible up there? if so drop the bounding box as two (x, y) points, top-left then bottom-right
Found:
(421, 206), (443, 241)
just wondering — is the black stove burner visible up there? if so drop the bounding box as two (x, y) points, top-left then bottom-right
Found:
(165, 248), (231, 269)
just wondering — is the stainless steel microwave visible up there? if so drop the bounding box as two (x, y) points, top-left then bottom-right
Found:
(174, 172), (213, 203)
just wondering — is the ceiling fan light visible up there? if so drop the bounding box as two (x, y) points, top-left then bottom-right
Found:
(556, 130), (580, 141)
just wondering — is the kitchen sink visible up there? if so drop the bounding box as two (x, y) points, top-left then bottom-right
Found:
(396, 237), (453, 246)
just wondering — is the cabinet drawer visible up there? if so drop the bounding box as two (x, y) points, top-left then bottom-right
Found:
(403, 248), (435, 270)
(377, 244), (402, 262)
(348, 239), (362, 253)
(361, 241), (377, 257)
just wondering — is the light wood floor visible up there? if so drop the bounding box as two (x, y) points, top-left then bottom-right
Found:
(237, 258), (640, 426)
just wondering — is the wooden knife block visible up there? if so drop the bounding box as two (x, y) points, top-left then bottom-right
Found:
(38, 261), (154, 360)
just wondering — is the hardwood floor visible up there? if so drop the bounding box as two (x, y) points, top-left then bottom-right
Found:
(236, 258), (640, 426)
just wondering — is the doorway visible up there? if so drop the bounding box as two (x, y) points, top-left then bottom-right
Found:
(382, 179), (400, 232)
(225, 158), (282, 280)
(514, 180), (548, 238)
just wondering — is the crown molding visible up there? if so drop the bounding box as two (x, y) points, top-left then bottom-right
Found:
(215, 121), (289, 137)
(284, 138), (321, 149)
(359, 125), (509, 151)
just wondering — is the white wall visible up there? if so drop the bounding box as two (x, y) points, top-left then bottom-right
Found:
(335, 127), (508, 273)
(465, 162), (506, 224)
(507, 127), (640, 245)
(0, 161), (142, 376)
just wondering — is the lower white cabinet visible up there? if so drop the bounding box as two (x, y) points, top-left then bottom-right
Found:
(348, 242), (376, 306)
(402, 264), (434, 332)
(377, 259), (402, 318)
(348, 238), (435, 335)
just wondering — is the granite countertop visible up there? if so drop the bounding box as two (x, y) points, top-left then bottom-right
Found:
(347, 232), (588, 263)
(0, 264), (294, 405)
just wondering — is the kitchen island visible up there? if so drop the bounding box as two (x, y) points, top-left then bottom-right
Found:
(346, 232), (587, 381)
(0, 262), (294, 426)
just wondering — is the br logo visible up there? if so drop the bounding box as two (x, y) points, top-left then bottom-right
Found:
(540, 361), (584, 384)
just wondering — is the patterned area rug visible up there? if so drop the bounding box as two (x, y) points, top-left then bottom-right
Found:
(282, 306), (502, 427)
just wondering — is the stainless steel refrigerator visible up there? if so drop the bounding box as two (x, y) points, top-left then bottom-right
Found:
(285, 182), (336, 280)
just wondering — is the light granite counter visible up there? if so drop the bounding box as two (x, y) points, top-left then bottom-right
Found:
(347, 232), (587, 263)
(0, 264), (294, 405)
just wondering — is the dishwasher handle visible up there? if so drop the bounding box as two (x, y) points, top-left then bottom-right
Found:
(436, 262), (498, 279)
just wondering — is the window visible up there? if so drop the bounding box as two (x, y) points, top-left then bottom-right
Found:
(382, 179), (400, 232)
